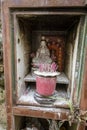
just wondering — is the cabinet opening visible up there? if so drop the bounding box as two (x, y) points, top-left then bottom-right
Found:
(14, 13), (82, 107)
(14, 116), (77, 130)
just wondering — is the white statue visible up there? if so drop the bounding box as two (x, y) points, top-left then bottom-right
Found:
(32, 36), (52, 66)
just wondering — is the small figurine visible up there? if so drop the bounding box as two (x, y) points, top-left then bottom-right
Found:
(51, 50), (57, 62)
(32, 36), (52, 67)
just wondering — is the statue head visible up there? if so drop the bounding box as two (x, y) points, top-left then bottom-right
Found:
(40, 41), (46, 48)
(40, 36), (47, 48)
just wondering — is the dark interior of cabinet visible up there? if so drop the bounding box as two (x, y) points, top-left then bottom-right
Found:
(14, 14), (81, 107)
(15, 116), (77, 130)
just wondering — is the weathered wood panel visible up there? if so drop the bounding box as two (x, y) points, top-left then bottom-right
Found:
(13, 106), (70, 120)
(1, 3), (15, 130)
(80, 48), (87, 110)
(79, 16), (87, 111)
(3, 0), (86, 7)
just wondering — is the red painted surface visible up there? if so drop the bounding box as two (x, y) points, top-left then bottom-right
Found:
(36, 76), (57, 96)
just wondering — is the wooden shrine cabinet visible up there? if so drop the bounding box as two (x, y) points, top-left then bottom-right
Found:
(2, 0), (87, 130)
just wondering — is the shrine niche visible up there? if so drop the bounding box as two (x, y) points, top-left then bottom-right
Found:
(13, 14), (81, 107)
